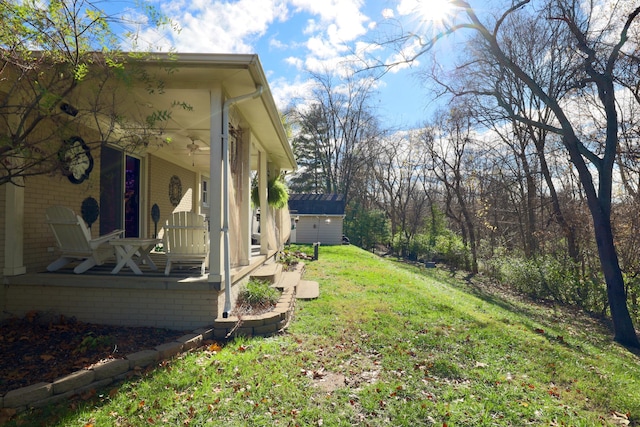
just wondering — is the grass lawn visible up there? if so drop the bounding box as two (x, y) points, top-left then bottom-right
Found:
(8, 245), (640, 426)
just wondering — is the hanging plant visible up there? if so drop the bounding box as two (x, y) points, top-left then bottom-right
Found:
(251, 180), (260, 208)
(251, 176), (289, 209)
(268, 177), (289, 209)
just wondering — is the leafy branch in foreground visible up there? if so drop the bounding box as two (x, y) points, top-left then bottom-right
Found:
(0, 0), (178, 186)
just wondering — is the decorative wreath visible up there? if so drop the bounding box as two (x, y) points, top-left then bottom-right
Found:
(169, 175), (182, 206)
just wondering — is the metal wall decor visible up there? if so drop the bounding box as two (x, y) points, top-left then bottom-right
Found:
(81, 196), (100, 229)
(151, 203), (161, 237)
(61, 136), (93, 184)
(169, 175), (182, 206)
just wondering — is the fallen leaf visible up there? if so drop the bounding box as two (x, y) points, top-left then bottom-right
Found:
(611, 411), (630, 426)
(40, 354), (55, 361)
(25, 310), (38, 322)
(0, 408), (17, 424)
(208, 343), (222, 352)
(80, 389), (96, 401)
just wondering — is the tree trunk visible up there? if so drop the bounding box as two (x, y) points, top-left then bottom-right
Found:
(537, 143), (579, 263)
(591, 208), (639, 347)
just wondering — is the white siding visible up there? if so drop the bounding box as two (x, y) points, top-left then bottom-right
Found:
(294, 215), (343, 245)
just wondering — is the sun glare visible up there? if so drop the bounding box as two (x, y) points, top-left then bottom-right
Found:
(419, 0), (454, 24)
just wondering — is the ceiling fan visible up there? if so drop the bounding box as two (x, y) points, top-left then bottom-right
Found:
(185, 136), (210, 155)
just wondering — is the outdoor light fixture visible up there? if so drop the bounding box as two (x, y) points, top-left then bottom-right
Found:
(60, 102), (78, 117)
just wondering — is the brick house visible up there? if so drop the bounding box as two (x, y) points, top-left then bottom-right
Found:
(0, 53), (296, 330)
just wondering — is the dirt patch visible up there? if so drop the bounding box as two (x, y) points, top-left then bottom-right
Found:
(311, 371), (347, 393)
(0, 313), (188, 393)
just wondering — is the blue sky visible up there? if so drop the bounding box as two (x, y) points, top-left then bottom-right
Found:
(113, 0), (462, 129)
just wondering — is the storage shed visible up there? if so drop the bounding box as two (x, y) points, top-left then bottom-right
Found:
(288, 194), (345, 245)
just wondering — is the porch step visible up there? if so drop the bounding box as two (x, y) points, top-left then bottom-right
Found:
(275, 271), (300, 291)
(296, 280), (319, 300)
(251, 262), (283, 284)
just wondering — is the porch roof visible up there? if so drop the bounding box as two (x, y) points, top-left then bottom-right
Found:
(111, 53), (296, 172)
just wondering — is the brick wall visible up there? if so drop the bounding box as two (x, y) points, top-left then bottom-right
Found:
(24, 144), (105, 272)
(0, 184), (5, 316)
(0, 183), (5, 274)
(18, 151), (198, 272)
(147, 155), (197, 237)
(5, 281), (221, 330)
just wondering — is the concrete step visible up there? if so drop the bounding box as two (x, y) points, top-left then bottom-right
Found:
(251, 262), (282, 284)
(296, 280), (319, 300)
(275, 271), (301, 291)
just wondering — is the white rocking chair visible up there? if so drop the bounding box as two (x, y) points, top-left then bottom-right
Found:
(163, 211), (209, 276)
(45, 205), (123, 274)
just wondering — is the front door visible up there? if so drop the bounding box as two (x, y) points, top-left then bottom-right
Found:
(100, 146), (142, 237)
(124, 156), (141, 237)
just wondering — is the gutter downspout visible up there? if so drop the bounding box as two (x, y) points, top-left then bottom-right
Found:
(222, 84), (264, 318)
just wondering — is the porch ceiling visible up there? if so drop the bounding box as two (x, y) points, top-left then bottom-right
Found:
(120, 53), (296, 173)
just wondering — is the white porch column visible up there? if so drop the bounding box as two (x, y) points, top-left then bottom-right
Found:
(3, 181), (26, 276)
(209, 85), (223, 283)
(239, 130), (251, 265)
(259, 150), (269, 255)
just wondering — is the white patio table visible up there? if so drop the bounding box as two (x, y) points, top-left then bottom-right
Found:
(109, 238), (162, 275)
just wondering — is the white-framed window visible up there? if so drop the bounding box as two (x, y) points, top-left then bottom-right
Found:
(201, 177), (209, 208)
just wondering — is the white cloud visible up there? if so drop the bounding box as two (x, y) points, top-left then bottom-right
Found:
(148, 0), (289, 53)
(306, 35), (342, 59)
(285, 56), (304, 69)
(270, 76), (316, 110)
(396, 0), (418, 16)
(269, 37), (288, 50)
(290, 0), (369, 42)
(381, 8), (394, 19)
(384, 37), (422, 73)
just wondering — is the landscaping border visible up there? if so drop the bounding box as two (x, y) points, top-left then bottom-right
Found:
(0, 286), (297, 412)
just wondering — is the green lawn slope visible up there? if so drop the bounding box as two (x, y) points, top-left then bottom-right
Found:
(11, 245), (640, 426)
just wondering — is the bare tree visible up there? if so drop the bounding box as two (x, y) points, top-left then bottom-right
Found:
(288, 71), (382, 204)
(369, 130), (430, 255)
(425, 107), (479, 273)
(389, 0), (640, 346)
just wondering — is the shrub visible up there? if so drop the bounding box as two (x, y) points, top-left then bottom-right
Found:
(489, 254), (608, 314)
(344, 207), (390, 251)
(434, 231), (468, 269)
(235, 278), (281, 315)
(409, 233), (432, 261)
(278, 248), (313, 270)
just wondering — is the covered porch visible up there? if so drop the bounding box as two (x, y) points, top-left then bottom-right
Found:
(1, 53), (296, 330)
(3, 247), (279, 330)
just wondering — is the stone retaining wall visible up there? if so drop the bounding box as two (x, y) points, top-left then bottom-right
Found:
(1, 330), (208, 412)
(211, 285), (296, 339)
